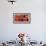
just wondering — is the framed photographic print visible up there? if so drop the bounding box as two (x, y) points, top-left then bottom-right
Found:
(13, 13), (31, 24)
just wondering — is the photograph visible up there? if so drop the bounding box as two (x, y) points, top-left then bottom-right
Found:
(13, 13), (31, 24)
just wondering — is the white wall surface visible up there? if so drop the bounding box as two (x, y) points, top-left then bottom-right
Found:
(0, 0), (46, 42)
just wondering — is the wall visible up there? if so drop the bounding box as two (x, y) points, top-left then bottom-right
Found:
(0, 0), (46, 41)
